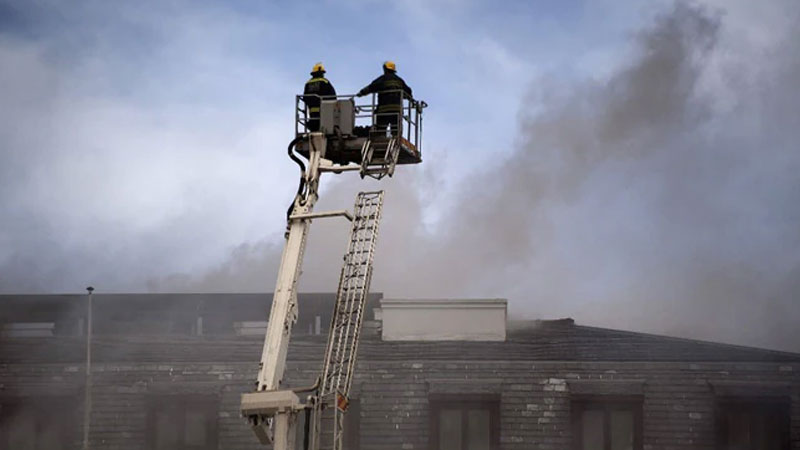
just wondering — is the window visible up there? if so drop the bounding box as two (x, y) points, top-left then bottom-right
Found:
(0, 396), (77, 450)
(148, 395), (218, 450)
(430, 395), (499, 450)
(572, 399), (642, 450)
(717, 400), (789, 450)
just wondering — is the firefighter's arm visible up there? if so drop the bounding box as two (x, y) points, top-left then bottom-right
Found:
(403, 82), (413, 99)
(325, 82), (337, 97)
(357, 77), (382, 97)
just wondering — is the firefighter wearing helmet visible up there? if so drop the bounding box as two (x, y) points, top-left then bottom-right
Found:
(357, 61), (413, 136)
(302, 62), (337, 132)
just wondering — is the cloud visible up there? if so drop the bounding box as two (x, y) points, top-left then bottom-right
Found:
(0, 1), (298, 292)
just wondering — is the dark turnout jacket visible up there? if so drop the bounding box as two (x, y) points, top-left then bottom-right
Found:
(357, 72), (413, 113)
(303, 76), (336, 112)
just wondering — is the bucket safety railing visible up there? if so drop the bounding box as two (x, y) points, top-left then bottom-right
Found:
(295, 92), (427, 155)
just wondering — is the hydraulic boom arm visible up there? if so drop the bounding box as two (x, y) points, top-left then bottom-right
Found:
(241, 133), (328, 448)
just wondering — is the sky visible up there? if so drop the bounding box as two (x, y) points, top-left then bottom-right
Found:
(1, 0), (799, 352)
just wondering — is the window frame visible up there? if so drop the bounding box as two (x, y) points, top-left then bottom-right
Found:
(571, 396), (643, 450)
(429, 394), (500, 450)
(146, 394), (219, 450)
(715, 397), (790, 450)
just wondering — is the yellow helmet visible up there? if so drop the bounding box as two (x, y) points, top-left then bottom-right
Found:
(311, 62), (325, 74)
(383, 61), (396, 72)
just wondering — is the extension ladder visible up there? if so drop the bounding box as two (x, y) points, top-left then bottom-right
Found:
(310, 190), (385, 450)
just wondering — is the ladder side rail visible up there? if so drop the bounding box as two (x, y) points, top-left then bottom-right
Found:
(320, 292), (342, 393)
(330, 194), (378, 394)
(332, 254), (365, 395)
(312, 264), (355, 450)
(314, 194), (372, 450)
(332, 193), (383, 450)
(313, 191), (384, 450)
(328, 281), (352, 393)
(337, 194), (377, 394)
(324, 195), (370, 386)
(333, 267), (361, 394)
(334, 211), (369, 386)
(342, 193), (383, 395)
(319, 202), (360, 395)
(321, 267), (352, 395)
(329, 288), (355, 391)
(322, 216), (365, 395)
(323, 192), (382, 398)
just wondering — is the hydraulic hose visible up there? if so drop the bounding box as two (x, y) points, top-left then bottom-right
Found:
(286, 136), (306, 221)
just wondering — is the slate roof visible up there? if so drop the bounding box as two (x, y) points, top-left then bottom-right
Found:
(1, 294), (798, 364)
(363, 319), (800, 362)
(0, 293), (380, 335)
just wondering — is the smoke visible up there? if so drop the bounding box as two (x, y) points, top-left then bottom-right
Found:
(152, 2), (800, 351)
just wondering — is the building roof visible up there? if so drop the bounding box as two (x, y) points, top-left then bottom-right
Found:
(0, 293), (379, 335)
(360, 319), (800, 362)
(1, 294), (798, 364)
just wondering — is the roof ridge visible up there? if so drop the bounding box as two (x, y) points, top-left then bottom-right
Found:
(573, 324), (800, 358)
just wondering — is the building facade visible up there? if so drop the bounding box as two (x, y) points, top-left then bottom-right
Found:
(1, 293), (798, 450)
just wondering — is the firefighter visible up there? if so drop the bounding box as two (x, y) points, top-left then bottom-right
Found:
(357, 61), (413, 136)
(303, 63), (337, 132)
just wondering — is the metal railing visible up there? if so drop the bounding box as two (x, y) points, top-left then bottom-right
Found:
(295, 91), (427, 155)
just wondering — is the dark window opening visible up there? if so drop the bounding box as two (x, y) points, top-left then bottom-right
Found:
(0, 396), (78, 450)
(717, 399), (789, 450)
(430, 395), (499, 450)
(572, 398), (642, 450)
(147, 395), (218, 450)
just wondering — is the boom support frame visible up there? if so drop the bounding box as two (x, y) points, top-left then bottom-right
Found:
(242, 132), (328, 447)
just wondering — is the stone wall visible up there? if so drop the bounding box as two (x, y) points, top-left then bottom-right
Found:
(2, 347), (798, 449)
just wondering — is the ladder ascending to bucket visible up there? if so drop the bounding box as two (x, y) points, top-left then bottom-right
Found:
(360, 137), (400, 180)
(310, 190), (385, 450)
